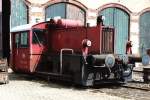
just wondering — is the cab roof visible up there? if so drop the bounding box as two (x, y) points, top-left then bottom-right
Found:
(10, 24), (34, 33)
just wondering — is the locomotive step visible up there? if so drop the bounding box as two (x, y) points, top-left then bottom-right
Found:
(94, 79), (125, 85)
(93, 65), (105, 67)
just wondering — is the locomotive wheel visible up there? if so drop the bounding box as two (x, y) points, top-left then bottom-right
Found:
(101, 68), (110, 79)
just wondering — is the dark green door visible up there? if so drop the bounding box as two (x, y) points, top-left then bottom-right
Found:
(100, 8), (129, 54)
(11, 0), (28, 28)
(45, 3), (85, 25)
(45, 3), (66, 19)
(140, 11), (150, 55)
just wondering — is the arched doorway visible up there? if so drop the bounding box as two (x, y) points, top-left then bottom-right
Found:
(140, 11), (150, 55)
(99, 7), (129, 54)
(45, 3), (86, 25)
(11, 0), (28, 28)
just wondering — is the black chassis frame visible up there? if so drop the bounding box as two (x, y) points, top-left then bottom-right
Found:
(35, 54), (134, 86)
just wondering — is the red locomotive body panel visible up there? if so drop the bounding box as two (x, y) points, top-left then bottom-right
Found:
(48, 26), (101, 54)
(30, 22), (47, 73)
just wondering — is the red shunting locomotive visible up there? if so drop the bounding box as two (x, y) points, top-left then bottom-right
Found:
(11, 17), (146, 86)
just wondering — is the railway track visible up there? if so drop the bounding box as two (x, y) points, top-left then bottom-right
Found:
(121, 83), (150, 91)
(122, 69), (150, 91)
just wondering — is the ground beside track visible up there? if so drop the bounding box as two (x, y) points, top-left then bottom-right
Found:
(0, 69), (130, 100)
(0, 64), (150, 100)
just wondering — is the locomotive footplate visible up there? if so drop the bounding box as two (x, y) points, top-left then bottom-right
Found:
(35, 71), (73, 82)
(94, 79), (125, 85)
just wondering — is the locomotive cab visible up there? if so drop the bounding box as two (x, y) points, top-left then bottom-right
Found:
(11, 23), (46, 73)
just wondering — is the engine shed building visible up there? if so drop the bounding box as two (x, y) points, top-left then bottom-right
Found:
(10, 0), (150, 56)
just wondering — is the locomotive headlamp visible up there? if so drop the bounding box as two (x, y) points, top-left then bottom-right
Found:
(82, 39), (92, 58)
(86, 40), (92, 47)
(105, 54), (115, 68)
(82, 39), (92, 47)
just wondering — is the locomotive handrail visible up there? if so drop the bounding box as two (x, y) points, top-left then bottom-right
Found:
(60, 48), (74, 74)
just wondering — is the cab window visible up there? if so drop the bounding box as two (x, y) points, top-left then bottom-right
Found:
(14, 31), (28, 48)
(20, 32), (28, 47)
(32, 29), (45, 45)
(15, 34), (19, 46)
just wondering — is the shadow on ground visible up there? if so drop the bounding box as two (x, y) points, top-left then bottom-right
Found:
(8, 68), (125, 90)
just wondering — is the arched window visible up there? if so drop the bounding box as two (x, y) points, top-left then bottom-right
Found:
(11, 0), (28, 28)
(45, 3), (85, 25)
(99, 7), (129, 54)
(139, 11), (150, 55)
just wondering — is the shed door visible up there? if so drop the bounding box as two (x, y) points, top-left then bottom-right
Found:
(66, 4), (85, 25)
(140, 11), (150, 55)
(11, 0), (28, 28)
(45, 3), (66, 20)
(100, 8), (129, 54)
(45, 3), (85, 25)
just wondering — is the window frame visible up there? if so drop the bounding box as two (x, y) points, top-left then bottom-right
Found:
(14, 31), (29, 48)
(20, 31), (29, 47)
(32, 28), (45, 45)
